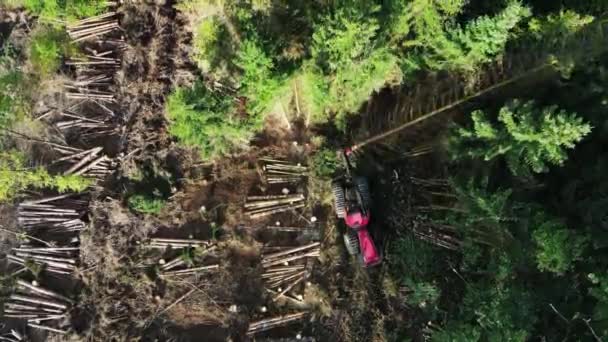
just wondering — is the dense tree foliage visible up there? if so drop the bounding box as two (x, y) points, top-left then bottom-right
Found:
(6, 0), (106, 22)
(449, 100), (591, 176)
(170, 0), (538, 158)
(394, 53), (608, 342)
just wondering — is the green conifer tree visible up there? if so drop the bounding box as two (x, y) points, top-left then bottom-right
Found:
(403, 0), (531, 73)
(449, 99), (591, 176)
(531, 212), (587, 274)
(447, 179), (515, 247)
(311, 5), (401, 127)
(234, 39), (283, 119)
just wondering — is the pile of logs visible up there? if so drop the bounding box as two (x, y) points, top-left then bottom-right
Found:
(61, 146), (115, 179)
(264, 225), (317, 233)
(245, 194), (305, 219)
(67, 12), (120, 43)
(160, 264), (219, 277)
(64, 52), (120, 105)
(157, 243), (219, 277)
(262, 243), (320, 267)
(262, 264), (308, 301)
(0, 330), (25, 342)
(143, 238), (214, 250)
(53, 110), (112, 133)
(47, 145), (115, 180)
(12, 194), (84, 275)
(2, 9), (123, 338)
(66, 86), (116, 103)
(247, 312), (309, 336)
(17, 195), (87, 232)
(3, 281), (73, 335)
(261, 243), (319, 300)
(260, 158), (308, 184)
(66, 53), (121, 72)
(8, 244), (78, 276)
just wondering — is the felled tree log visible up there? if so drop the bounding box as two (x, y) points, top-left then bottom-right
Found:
(247, 312), (309, 335)
(259, 158), (308, 184)
(144, 238), (214, 249)
(67, 12), (120, 43)
(161, 264), (219, 276)
(262, 243), (320, 263)
(27, 323), (67, 335)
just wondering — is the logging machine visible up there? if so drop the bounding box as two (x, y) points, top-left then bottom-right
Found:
(332, 148), (382, 267)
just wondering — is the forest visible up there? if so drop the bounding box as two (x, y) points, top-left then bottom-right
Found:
(1, 0), (608, 341)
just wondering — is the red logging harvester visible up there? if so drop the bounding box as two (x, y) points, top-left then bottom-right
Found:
(331, 148), (382, 267)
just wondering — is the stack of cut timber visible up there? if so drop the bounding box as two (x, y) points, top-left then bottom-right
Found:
(245, 194), (305, 219)
(0, 330), (25, 341)
(60, 146), (115, 179)
(160, 263), (219, 277)
(247, 312), (309, 336)
(66, 87), (116, 103)
(50, 143), (85, 158)
(67, 12), (120, 43)
(143, 238), (214, 250)
(17, 196), (86, 232)
(261, 242), (319, 300)
(3, 281), (73, 335)
(65, 56), (119, 96)
(265, 225), (317, 233)
(8, 244), (79, 276)
(158, 244), (219, 277)
(264, 225), (321, 241)
(70, 73), (114, 87)
(260, 158), (308, 184)
(66, 54), (120, 71)
(54, 110), (110, 132)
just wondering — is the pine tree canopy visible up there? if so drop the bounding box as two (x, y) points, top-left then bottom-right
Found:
(450, 99), (591, 176)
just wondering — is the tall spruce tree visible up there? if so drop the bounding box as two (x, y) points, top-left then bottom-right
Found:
(449, 99), (591, 176)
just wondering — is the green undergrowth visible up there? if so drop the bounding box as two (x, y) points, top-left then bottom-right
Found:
(0, 54), (31, 128)
(1, 24), (78, 129)
(29, 26), (75, 78)
(0, 150), (91, 202)
(6, 0), (107, 23)
(128, 194), (166, 215)
(310, 148), (340, 178)
(166, 82), (257, 160)
(124, 162), (174, 216)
